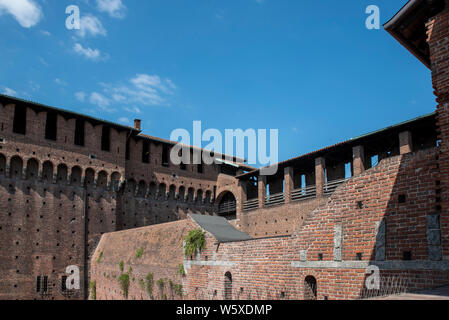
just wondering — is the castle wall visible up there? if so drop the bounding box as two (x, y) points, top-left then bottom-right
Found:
(184, 148), (449, 300)
(0, 99), (234, 300)
(427, 2), (449, 259)
(89, 219), (195, 300)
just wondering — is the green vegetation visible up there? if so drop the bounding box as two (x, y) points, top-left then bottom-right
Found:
(119, 261), (124, 272)
(184, 229), (206, 257)
(157, 278), (165, 289)
(138, 279), (145, 290)
(145, 273), (154, 299)
(97, 251), (103, 263)
(128, 266), (133, 274)
(136, 248), (143, 258)
(177, 264), (186, 277)
(118, 273), (130, 299)
(89, 280), (96, 300)
(169, 280), (184, 298)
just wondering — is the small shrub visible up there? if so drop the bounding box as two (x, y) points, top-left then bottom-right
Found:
(145, 273), (154, 299)
(138, 279), (145, 289)
(89, 280), (96, 300)
(184, 229), (206, 257)
(177, 264), (186, 277)
(118, 274), (130, 299)
(119, 261), (124, 272)
(157, 278), (165, 289)
(174, 283), (183, 297)
(97, 251), (103, 263)
(136, 248), (143, 258)
(128, 266), (133, 274)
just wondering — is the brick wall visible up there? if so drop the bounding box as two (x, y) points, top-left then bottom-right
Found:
(184, 148), (449, 300)
(90, 219), (195, 300)
(427, 3), (449, 259)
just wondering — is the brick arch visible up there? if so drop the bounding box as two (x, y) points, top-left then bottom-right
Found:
(178, 185), (186, 201)
(70, 166), (82, 185)
(196, 189), (204, 204)
(137, 180), (147, 197)
(148, 181), (157, 198)
(84, 168), (95, 187)
(26, 158), (39, 180)
(0, 153), (6, 176)
(126, 178), (137, 194)
(304, 276), (317, 300)
(56, 163), (68, 184)
(42, 161), (54, 182)
(10, 155), (23, 179)
(168, 184), (177, 200)
(97, 170), (108, 189)
(110, 172), (121, 191)
(215, 189), (236, 205)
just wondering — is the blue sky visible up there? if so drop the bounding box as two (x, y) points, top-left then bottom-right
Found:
(0, 0), (434, 166)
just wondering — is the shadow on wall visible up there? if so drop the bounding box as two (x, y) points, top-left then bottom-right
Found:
(358, 150), (448, 299)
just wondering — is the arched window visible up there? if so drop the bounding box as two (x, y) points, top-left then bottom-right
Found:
(217, 192), (237, 220)
(10, 156), (23, 178)
(0, 153), (6, 176)
(126, 179), (136, 194)
(70, 166), (82, 186)
(137, 181), (147, 198)
(26, 159), (39, 180)
(57, 164), (68, 184)
(111, 172), (121, 191)
(304, 276), (317, 300)
(42, 161), (54, 182)
(84, 168), (95, 187)
(224, 272), (232, 300)
(97, 171), (108, 188)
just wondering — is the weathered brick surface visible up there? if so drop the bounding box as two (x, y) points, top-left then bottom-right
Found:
(90, 219), (195, 300)
(427, 4), (449, 259)
(0, 98), (243, 300)
(184, 149), (449, 300)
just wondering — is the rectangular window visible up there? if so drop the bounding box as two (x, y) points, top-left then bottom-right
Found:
(61, 276), (67, 292)
(197, 163), (203, 174)
(142, 141), (150, 163)
(42, 276), (48, 293)
(162, 144), (169, 167)
(101, 125), (111, 152)
(13, 105), (27, 135)
(45, 112), (57, 141)
(74, 119), (85, 147)
(36, 276), (41, 293)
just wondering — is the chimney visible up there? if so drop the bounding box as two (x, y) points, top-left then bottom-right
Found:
(134, 119), (142, 131)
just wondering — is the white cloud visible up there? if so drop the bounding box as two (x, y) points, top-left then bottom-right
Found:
(2, 87), (17, 96)
(77, 14), (106, 38)
(96, 0), (126, 19)
(89, 92), (113, 111)
(75, 91), (86, 101)
(41, 30), (51, 36)
(101, 74), (175, 107)
(0, 0), (42, 28)
(54, 78), (67, 86)
(73, 43), (101, 60)
(118, 117), (130, 125)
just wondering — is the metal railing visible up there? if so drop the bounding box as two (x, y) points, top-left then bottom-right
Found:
(291, 185), (317, 202)
(243, 198), (259, 212)
(217, 201), (237, 215)
(324, 178), (349, 195)
(265, 192), (285, 207)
